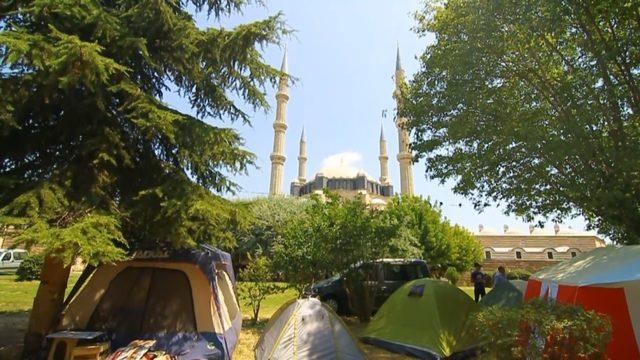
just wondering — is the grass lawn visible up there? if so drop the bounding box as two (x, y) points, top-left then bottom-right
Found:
(459, 286), (475, 299)
(0, 273), (80, 313)
(234, 285), (297, 359)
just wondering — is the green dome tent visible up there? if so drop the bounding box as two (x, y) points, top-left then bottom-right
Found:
(361, 279), (481, 359)
(478, 280), (523, 308)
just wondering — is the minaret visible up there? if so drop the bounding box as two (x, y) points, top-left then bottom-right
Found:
(296, 127), (307, 183)
(394, 45), (414, 195)
(379, 124), (390, 185)
(269, 50), (289, 196)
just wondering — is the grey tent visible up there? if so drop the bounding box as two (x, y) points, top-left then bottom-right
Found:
(479, 280), (523, 308)
(509, 279), (527, 295)
(255, 298), (366, 360)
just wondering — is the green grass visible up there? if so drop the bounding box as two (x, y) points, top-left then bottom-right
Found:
(0, 273), (80, 313)
(459, 286), (475, 299)
(234, 283), (298, 359)
(238, 283), (298, 322)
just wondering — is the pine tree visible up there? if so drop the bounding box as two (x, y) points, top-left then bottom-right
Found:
(0, 1), (288, 356)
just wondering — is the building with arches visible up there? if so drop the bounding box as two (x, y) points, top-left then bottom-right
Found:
(476, 224), (605, 271)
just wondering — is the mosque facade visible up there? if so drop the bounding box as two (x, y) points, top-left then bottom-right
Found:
(267, 48), (414, 205)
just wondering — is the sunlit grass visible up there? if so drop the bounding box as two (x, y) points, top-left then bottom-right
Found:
(459, 286), (475, 298)
(0, 273), (80, 313)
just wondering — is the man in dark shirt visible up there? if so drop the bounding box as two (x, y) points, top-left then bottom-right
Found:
(471, 262), (486, 303)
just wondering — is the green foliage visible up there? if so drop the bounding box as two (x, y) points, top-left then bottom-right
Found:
(408, 0), (640, 244)
(466, 299), (612, 359)
(16, 253), (44, 282)
(444, 267), (460, 285)
(272, 191), (398, 295)
(384, 196), (482, 271)
(0, 0), (289, 264)
(234, 196), (309, 260)
(270, 192), (480, 299)
(237, 256), (286, 324)
(507, 269), (532, 281)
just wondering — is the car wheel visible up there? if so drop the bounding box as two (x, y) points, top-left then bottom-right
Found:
(323, 297), (339, 313)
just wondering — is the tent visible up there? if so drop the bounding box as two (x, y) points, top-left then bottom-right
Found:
(255, 298), (365, 360)
(508, 279), (527, 295)
(50, 245), (241, 360)
(525, 245), (640, 359)
(479, 280), (523, 308)
(361, 279), (480, 359)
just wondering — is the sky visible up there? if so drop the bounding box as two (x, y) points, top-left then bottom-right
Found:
(165, 0), (593, 234)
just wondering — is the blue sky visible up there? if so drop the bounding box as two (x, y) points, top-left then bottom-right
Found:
(166, 1), (592, 234)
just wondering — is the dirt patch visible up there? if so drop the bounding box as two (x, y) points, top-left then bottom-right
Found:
(0, 311), (28, 360)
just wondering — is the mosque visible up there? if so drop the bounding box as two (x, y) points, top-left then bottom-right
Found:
(267, 48), (414, 206)
(263, 47), (605, 267)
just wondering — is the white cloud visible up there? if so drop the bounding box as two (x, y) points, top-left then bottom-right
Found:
(321, 151), (363, 168)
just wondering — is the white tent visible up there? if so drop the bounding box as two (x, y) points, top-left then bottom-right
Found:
(254, 298), (365, 360)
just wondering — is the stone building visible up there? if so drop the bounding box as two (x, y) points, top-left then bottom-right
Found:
(476, 224), (606, 272)
(267, 47), (414, 205)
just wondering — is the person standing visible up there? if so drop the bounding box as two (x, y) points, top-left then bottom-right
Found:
(471, 262), (486, 303)
(493, 265), (507, 287)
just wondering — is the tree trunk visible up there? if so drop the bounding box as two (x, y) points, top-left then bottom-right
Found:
(22, 256), (71, 359)
(253, 303), (260, 324)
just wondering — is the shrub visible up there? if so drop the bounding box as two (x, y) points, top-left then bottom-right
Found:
(237, 255), (286, 324)
(465, 299), (612, 359)
(444, 267), (460, 285)
(16, 252), (44, 281)
(507, 268), (532, 281)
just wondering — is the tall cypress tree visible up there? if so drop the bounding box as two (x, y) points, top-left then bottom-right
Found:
(0, 1), (287, 356)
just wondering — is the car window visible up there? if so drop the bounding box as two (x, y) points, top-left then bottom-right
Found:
(12, 251), (25, 261)
(405, 263), (429, 280)
(383, 263), (410, 281)
(0, 252), (8, 262)
(357, 263), (377, 281)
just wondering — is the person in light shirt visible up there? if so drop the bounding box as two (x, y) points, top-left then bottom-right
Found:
(493, 265), (507, 287)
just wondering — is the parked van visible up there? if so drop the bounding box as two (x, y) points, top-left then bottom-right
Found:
(0, 249), (28, 273)
(305, 259), (430, 314)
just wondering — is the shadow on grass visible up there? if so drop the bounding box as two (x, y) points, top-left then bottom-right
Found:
(242, 318), (269, 331)
(0, 310), (29, 360)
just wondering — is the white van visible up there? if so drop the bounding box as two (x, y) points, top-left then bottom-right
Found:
(0, 249), (28, 272)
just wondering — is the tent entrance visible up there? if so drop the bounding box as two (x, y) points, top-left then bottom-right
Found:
(87, 266), (197, 334)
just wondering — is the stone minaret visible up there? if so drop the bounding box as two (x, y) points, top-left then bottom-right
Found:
(379, 124), (390, 185)
(394, 46), (414, 195)
(268, 50), (289, 196)
(296, 127), (307, 183)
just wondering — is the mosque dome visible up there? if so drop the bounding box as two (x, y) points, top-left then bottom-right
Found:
(315, 163), (376, 182)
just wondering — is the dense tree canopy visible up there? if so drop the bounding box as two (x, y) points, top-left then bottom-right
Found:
(0, 0), (287, 257)
(233, 196), (309, 260)
(384, 196), (481, 273)
(407, 0), (640, 244)
(0, 1), (288, 355)
(272, 192), (392, 295)
(270, 192), (480, 293)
